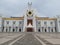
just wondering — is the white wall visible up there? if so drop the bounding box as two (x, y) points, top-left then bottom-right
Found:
(3, 20), (24, 32)
(0, 17), (2, 32)
(36, 20), (56, 32)
(56, 17), (60, 32)
(37, 20), (56, 27)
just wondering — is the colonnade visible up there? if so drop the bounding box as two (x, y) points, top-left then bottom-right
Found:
(1, 27), (23, 32)
(37, 27), (56, 32)
(0, 27), (57, 32)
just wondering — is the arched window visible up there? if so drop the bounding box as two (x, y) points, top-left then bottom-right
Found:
(51, 29), (53, 32)
(45, 29), (47, 32)
(13, 29), (15, 32)
(44, 22), (47, 25)
(13, 21), (16, 25)
(55, 27), (56, 32)
(19, 21), (21, 24)
(59, 21), (60, 25)
(6, 21), (9, 24)
(50, 22), (53, 25)
(19, 29), (21, 32)
(38, 29), (40, 32)
(2, 27), (4, 32)
(6, 29), (7, 32)
(9, 27), (11, 32)
(38, 22), (41, 24)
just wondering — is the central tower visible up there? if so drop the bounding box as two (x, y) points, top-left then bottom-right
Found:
(23, 2), (36, 32)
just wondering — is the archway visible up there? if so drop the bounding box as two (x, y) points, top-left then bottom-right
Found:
(27, 28), (33, 32)
(6, 29), (7, 32)
(19, 29), (21, 32)
(13, 29), (15, 32)
(38, 29), (40, 32)
(51, 29), (53, 32)
(45, 29), (47, 32)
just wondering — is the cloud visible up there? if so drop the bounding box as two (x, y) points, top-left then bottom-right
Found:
(0, 0), (60, 17)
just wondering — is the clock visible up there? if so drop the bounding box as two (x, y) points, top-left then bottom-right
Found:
(28, 11), (32, 15)
(27, 11), (33, 16)
(26, 10), (33, 17)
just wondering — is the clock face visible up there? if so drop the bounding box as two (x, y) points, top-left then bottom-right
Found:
(28, 11), (32, 15)
(27, 11), (33, 16)
(27, 10), (33, 17)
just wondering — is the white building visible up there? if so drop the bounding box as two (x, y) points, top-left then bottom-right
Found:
(0, 2), (60, 32)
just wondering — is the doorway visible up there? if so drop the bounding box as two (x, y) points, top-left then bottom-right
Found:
(27, 28), (33, 32)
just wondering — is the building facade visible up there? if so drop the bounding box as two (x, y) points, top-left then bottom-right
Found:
(0, 2), (60, 32)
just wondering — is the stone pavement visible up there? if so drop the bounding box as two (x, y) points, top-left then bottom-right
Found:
(36, 33), (60, 45)
(0, 33), (24, 45)
(12, 33), (42, 45)
(0, 32), (60, 45)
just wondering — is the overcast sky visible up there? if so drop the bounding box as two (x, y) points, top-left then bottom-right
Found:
(0, 0), (60, 17)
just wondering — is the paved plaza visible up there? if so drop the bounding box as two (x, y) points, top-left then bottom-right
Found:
(0, 32), (60, 45)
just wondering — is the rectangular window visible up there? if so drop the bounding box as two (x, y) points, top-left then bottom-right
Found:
(59, 21), (60, 23)
(38, 21), (41, 24)
(59, 21), (60, 25)
(19, 21), (21, 24)
(50, 22), (53, 24)
(2, 27), (4, 32)
(38, 21), (41, 26)
(44, 22), (47, 25)
(13, 21), (16, 24)
(6, 21), (9, 24)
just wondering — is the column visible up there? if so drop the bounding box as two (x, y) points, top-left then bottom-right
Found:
(16, 27), (18, 32)
(40, 27), (42, 32)
(21, 28), (23, 32)
(53, 28), (55, 32)
(21, 28), (22, 32)
(50, 28), (51, 32)
(10, 27), (13, 32)
(23, 15), (27, 32)
(43, 28), (45, 32)
(37, 28), (38, 32)
(47, 27), (49, 32)
(4, 27), (6, 32)
(33, 15), (36, 32)
(9, 27), (10, 32)
(14, 28), (16, 32)
(0, 27), (2, 32)
(22, 29), (24, 32)
(7, 27), (9, 32)
(42, 27), (43, 32)
(49, 27), (50, 32)
(17, 27), (19, 32)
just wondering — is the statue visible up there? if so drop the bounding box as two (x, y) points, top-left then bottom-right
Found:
(28, 2), (32, 9)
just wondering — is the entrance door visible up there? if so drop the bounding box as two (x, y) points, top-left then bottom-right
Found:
(27, 28), (33, 32)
